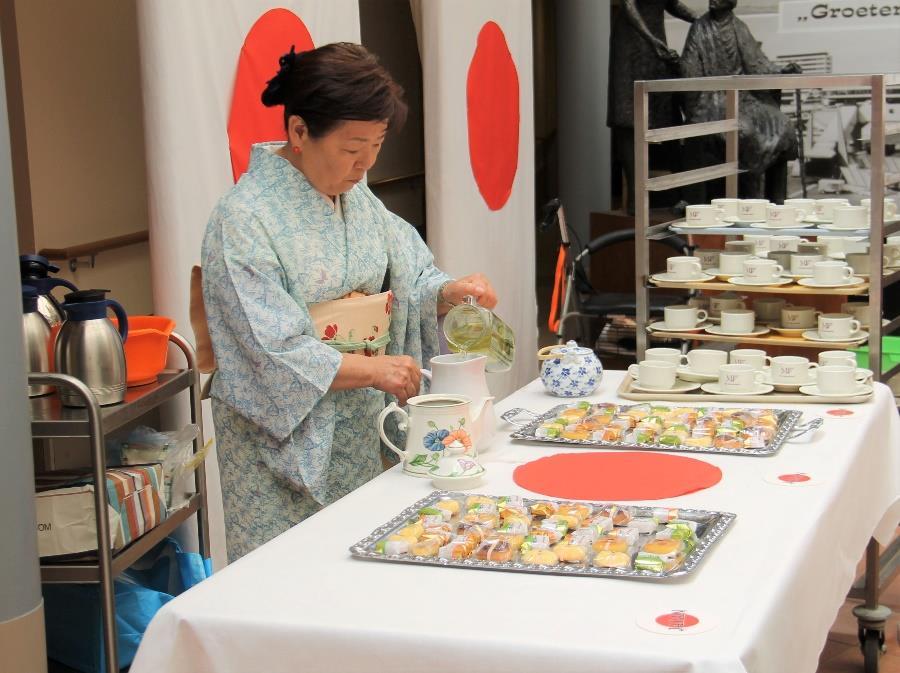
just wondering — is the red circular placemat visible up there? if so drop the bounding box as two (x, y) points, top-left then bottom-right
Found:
(513, 452), (722, 501)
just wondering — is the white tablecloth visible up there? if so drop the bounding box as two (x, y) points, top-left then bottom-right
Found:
(131, 371), (900, 673)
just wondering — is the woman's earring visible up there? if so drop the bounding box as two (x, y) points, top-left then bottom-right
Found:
(292, 146), (300, 155)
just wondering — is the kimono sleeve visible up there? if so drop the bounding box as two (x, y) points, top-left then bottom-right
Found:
(202, 204), (343, 442)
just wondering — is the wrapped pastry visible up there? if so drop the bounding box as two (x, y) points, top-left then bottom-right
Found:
(559, 407), (588, 421)
(640, 415), (665, 432)
(559, 502), (593, 520)
(464, 502), (500, 527)
(652, 507), (679, 523)
(611, 414), (636, 429)
(606, 527), (639, 546)
(553, 539), (589, 563)
(497, 495), (528, 518)
(530, 500), (559, 518)
(438, 539), (473, 560)
(422, 527), (453, 546)
(581, 515), (614, 535)
(598, 425), (624, 442)
(520, 533), (553, 552)
(409, 538), (441, 558)
(592, 550), (631, 569)
(383, 539), (410, 555)
(473, 539), (513, 562)
(419, 511), (448, 528)
(597, 505), (633, 526)
(435, 499), (460, 516)
(561, 428), (590, 441)
(456, 521), (488, 546)
(536, 423), (562, 439)
(520, 548), (559, 566)
(636, 538), (684, 572)
(683, 435), (713, 448)
(465, 495), (496, 509)
(626, 517), (658, 534)
(532, 520), (566, 545)
(713, 434), (744, 450)
(631, 427), (657, 444)
(591, 535), (630, 554)
(397, 522), (424, 539)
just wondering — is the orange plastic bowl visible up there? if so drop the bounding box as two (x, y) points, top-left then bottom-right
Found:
(112, 316), (176, 386)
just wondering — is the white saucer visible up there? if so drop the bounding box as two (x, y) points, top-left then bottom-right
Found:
(648, 320), (713, 333)
(631, 380), (701, 394)
(816, 224), (868, 232)
(677, 220), (736, 229)
(705, 268), (739, 280)
(785, 272), (813, 279)
(700, 382), (775, 396)
(756, 221), (806, 230)
(796, 276), (866, 288)
(723, 216), (765, 225)
(727, 276), (794, 287)
(676, 366), (718, 383)
(802, 215), (833, 225)
(704, 325), (771, 337)
(798, 383), (874, 398)
(770, 325), (809, 337)
(649, 272), (716, 284)
(761, 373), (817, 392)
(801, 329), (869, 343)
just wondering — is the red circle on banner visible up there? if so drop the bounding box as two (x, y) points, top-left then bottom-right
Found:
(227, 9), (314, 182)
(512, 452), (722, 501)
(778, 473), (811, 483)
(466, 21), (519, 211)
(656, 612), (701, 629)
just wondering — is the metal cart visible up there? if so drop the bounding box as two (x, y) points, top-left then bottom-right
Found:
(632, 73), (900, 672)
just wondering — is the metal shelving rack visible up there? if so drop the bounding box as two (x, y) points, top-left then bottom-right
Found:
(633, 73), (899, 672)
(28, 332), (210, 673)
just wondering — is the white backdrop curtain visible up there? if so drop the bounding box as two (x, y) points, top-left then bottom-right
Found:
(413, 0), (538, 400)
(136, 0), (360, 569)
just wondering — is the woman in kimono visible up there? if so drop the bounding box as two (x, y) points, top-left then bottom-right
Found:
(202, 43), (497, 561)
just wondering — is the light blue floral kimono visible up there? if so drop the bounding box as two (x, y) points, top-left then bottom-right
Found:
(202, 143), (449, 561)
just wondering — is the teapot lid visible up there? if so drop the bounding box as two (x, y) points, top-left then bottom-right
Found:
(64, 288), (109, 304)
(20, 254), (59, 278)
(549, 340), (594, 357)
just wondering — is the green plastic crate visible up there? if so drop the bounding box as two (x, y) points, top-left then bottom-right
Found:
(850, 336), (900, 374)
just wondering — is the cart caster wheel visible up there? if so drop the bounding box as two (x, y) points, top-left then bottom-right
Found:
(860, 627), (885, 671)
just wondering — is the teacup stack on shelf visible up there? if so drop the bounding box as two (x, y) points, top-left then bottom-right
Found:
(670, 197), (899, 233)
(622, 346), (873, 403)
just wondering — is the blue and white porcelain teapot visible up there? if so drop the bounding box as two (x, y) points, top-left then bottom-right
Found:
(537, 340), (603, 397)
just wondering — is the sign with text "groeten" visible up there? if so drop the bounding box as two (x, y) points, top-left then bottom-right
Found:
(780, 0), (900, 30)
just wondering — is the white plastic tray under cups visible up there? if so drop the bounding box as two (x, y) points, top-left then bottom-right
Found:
(616, 375), (873, 405)
(350, 491), (736, 581)
(502, 403), (808, 457)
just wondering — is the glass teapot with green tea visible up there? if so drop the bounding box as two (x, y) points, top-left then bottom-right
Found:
(442, 296), (515, 373)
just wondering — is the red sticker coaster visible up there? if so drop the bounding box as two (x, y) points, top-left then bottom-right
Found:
(637, 609), (718, 635)
(826, 408), (855, 418)
(513, 452), (722, 501)
(764, 471), (821, 486)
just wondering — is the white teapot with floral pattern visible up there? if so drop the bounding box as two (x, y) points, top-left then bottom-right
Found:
(537, 340), (603, 397)
(378, 394), (485, 477)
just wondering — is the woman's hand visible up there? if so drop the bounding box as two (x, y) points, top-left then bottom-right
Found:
(369, 355), (422, 406)
(440, 273), (498, 311)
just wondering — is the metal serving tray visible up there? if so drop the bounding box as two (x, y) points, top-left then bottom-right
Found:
(502, 403), (816, 457)
(350, 491), (736, 580)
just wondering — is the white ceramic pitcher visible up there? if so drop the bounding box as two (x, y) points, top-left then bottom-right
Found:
(378, 394), (486, 477)
(421, 353), (496, 452)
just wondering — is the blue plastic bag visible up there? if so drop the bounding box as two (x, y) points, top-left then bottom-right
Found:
(44, 537), (211, 672)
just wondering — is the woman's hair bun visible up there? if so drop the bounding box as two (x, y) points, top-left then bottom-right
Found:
(261, 45), (297, 107)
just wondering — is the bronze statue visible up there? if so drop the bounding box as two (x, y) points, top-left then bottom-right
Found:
(608, 0), (698, 213)
(680, 0), (801, 202)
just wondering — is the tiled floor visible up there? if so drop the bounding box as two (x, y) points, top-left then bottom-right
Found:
(817, 537), (900, 672)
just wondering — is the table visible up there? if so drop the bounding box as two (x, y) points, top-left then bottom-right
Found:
(130, 371), (900, 673)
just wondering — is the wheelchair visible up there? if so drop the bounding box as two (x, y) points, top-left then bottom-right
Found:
(542, 199), (692, 353)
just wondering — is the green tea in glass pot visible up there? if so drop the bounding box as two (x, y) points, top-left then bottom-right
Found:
(442, 295), (515, 373)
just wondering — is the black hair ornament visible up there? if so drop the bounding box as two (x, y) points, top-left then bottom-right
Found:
(261, 45), (297, 107)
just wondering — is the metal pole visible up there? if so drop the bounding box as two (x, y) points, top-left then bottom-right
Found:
(168, 332), (210, 559)
(28, 373), (117, 673)
(634, 80), (649, 360)
(794, 89), (807, 198)
(869, 74), (886, 382)
(725, 90), (739, 198)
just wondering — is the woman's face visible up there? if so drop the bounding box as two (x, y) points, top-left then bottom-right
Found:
(291, 118), (387, 196)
